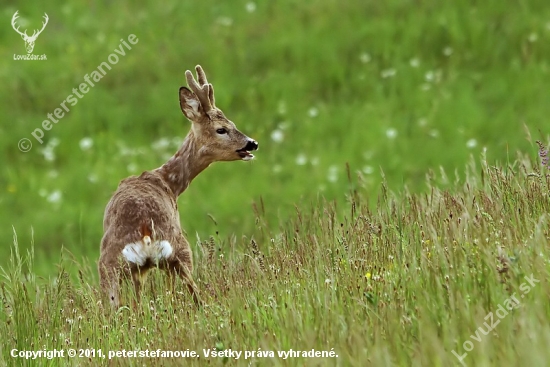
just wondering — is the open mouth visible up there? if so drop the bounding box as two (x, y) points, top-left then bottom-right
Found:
(236, 148), (255, 161)
(236, 140), (258, 161)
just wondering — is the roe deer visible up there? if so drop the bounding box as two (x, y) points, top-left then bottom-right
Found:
(98, 65), (258, 308)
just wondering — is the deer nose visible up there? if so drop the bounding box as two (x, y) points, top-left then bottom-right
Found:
(245, 139), (258, 151)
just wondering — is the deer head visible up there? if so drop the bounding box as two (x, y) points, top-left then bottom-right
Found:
(11, 11), (49, 54)
(179, 65), (258, 162)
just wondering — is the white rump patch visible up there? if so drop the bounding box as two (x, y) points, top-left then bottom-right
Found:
(122, 238), (173, 266)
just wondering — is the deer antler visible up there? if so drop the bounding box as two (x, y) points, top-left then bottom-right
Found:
(31, 13), (49, 39)
(11, 11), (48, 40)
(11, 11), (28, 37)
(185, 65), (215, 113)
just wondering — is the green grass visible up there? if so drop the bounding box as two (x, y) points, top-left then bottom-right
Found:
(1, 0), (549, 273)
(2, 156), (550, 366)
(1, 0), (550, 365)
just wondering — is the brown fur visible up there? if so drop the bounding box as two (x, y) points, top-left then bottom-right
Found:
(98, 65), (258, 308)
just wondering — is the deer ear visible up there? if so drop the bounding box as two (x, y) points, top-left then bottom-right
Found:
(179, 87), (204, 121)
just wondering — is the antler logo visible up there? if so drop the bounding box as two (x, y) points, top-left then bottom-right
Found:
(11, 11), (49, 54)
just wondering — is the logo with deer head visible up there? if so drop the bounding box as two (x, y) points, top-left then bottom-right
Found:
(11, 11), (49, 54)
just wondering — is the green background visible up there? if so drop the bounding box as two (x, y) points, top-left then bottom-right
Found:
(1, 0), (549, 275)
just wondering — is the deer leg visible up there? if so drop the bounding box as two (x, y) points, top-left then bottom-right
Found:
(166, 251), (202, 306)
(130, 268), (144, 309)
(100, 260), (144, 310)
(99, 262), (122, 309)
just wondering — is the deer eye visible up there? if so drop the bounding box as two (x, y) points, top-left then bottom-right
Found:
(216, 128), (228, 135)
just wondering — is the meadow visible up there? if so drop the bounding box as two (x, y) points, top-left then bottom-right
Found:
(1, 0), (550, 365)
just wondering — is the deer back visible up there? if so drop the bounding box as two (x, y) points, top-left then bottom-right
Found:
(101, 171), (183, 252)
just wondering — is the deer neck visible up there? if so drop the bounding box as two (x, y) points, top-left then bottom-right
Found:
(154, 130), (211, 197)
